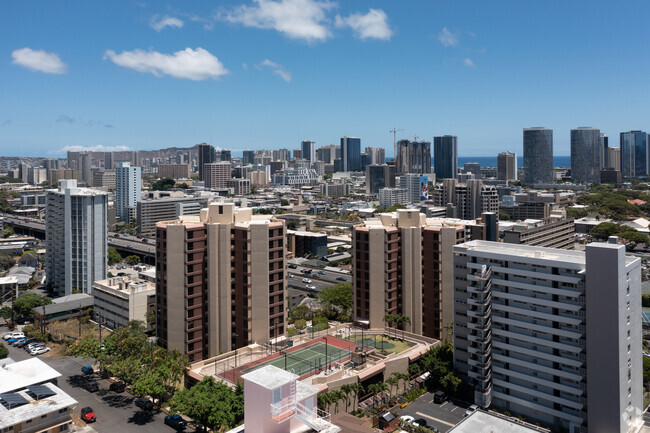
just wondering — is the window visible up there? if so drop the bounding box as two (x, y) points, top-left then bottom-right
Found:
(273, 387), (282, 404)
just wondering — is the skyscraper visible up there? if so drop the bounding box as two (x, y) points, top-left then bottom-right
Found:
(204, 162), (232, 189)
(197, 143), (214, 181)
(301, 140), (316, 162)
(365, 164), (395, 194)
(600, 133), (609, 170)
(396, 140), (431, 174)
(571, 127), (601, 184)
(242, 150), (255, 166)
(341, 136), (361, 172)
(433, 135), (458, 179)
(365, 147), (386, 165)
(497, 151), (517, 181)
(620, 131), (648, 179)
(115, 162), (142, 223)
(156, 203), (286, 361)
(46, 179), (108, 296)
(523, 127), (553, 185)
(608, 147), (621, 171)
(432, 179), (499, 220)
(453, 239), (642, 432)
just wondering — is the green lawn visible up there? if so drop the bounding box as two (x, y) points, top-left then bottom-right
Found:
(346, 335), (411, 354)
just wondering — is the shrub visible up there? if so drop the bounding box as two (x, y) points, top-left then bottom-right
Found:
(294, 319), (307, 330)
(0, 342), (8, 359)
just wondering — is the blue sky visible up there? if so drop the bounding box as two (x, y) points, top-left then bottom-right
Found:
(2, 1), (650, 158)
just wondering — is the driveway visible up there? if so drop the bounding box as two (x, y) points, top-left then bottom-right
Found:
(396, 392), (468, 432)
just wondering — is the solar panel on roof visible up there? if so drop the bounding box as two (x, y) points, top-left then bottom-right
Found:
(27, 385), (56, 400)
(0, 392), (29, 409)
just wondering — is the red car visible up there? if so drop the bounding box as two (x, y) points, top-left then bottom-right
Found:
(81, 407), (96, 423)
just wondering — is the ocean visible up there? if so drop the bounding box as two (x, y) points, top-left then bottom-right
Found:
(386, 156), (571, 169)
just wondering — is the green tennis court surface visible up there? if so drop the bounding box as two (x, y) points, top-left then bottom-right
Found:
(242, 342), (352, 376)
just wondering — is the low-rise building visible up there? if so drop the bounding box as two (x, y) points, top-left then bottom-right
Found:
(32, 293), (94, 329)
(0, 358), (77, 433)
(502, 218), (575, 249)
(92, 275), (156, 330)
(287, 230), (328, 258)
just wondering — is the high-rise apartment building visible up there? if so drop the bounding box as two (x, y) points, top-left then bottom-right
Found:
(341, 136), (361, 172)
(301, 141), (316, 163)
(197, 143), (214, 181)
(365, 147), (386, 165)
(46, 180), (108, 296)
(433, 179), (499, 220)
(620, 131), (648, 179)
(453, 240), (643, 433)
(497, 152), (517, 181)
(242, 150), (255, 166)
(353, 210), (465, 340)
(158, 164), (191, 179)
(219, 149), (231, 162)
(366, 164), (395, 194)
(115, 162), (141, 223)
(204, 162), (232, 189)
(399, 173), (428, 203)
(156, 203), (286, 361)
(571, 127), (602, 184)
(396, 140), (431, 174)
(600, 134), (609, 170)
(523, 127), (553, 185)
(104, 152), (113, 170)
(272, 149), (290, 162)
(608, 147), (621, 171)
(433, 135), (458, 179)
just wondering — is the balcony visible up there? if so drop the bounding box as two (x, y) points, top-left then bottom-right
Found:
(270, 400), (296, 422)
(467, 305), (491, 319)
(467, 292), (491, 306)
(467, 318), (491, 332)
(467, 330), (491, 343)
(467, 280), (492, 295)
(474, 383), (492, 408)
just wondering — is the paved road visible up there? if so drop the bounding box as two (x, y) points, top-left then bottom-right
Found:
(3, 333), (174, 433)
(396, 392), (468, 432)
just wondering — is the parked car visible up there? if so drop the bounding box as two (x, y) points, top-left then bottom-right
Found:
(83, 381), (99, 393)
(288, 273), (295, 278)
(135, 398), (154, 411)
(14, 337), (36, 348)
(164, 414), (187, 430)
(81, 366), (94, 375)
(400, 415), (415, 424)
(302, 278), (312, 284)
(4, 332), (24, 341)
(288, 264), (297, 269)
(30, 346), (50, 356)
(25, 342), (44, 352)
(110, 381), (126, 393)
(433, 390), (448, 404)
(10, 337), (26, 345)
(80, 407), (97, 423)
(336, 276), (347, 281)
(465, 404), (479, 416)
(414, 418), (428, 427)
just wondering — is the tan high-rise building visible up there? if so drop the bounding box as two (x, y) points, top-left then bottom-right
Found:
(353, 210), (464, 340)
(608, 147), (621, 171)
(158, 164), (191, 179)
(156, 203), (286, 362)
(204, 162), (232, 189)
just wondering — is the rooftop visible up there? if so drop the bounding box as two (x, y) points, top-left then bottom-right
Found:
(241, 365), (298, 390)
(449, 410), (549, 433)
(0, 382), (77, 429)
(0, 358), (61, 395)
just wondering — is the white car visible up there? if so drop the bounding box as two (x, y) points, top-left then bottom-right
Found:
(400, 415), (415, 425)
(30, 346), (50, 356)
(4, 332), (24, 341)
(465, 404), (479, 416)
(306, 285), (316, 290)
(302, 278), (312, 284)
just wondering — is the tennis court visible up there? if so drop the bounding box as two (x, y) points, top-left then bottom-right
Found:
(242, 341), (352, 377)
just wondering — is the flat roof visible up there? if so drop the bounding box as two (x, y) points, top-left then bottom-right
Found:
(0, 382), (77, 429)
(449, 411), (547, 433)
(0, 358), (61, 395)
(241, 365), (298, 390)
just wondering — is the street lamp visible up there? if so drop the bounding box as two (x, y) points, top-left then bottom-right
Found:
(233, 333), (239, 368)
(323, 336), (328, 370)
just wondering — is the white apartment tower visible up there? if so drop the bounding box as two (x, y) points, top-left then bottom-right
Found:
(453, 239), (643, 433)
(115, 162), (141, 223)
(46, 179), (108, 296)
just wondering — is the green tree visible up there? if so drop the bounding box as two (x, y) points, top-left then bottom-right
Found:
(498, 210), (511, 221)
(340, 384), (354, 412)
(399, 315), (411, 340)
(2, 226), (14, 238)
(644, 356), (650, 384)
(0, 307), (11, 325)
(288, 305), (310, 324)
(169, 376), (244, 431)
(643, 293), (650, 308)
(0, 342), (8, 359)
(14, 293), (51, 317)
(386, 376), (399, 399)
(567, 207), (588, 219)
(108, 247), (122, 265)
(384, 313), (396, 339)
(294, 319), (307, 330)
(0, 253), (14, 271)
(318, 283), (352, 320)
(125, 255), (140, 265)
(590, 222), (620, 240)
(151, 178), (176, 191)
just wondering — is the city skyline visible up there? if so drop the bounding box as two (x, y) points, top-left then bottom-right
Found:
(3, 1), (650, 157)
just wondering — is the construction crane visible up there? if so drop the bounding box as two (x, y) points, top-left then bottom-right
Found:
(410, 135), (420, 142)
(389, 128), (405, 163)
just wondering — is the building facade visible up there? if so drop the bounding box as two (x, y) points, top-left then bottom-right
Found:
(204, 162), (232, 189)
(366, 164), (396, 195)
(301, 140), (316, 162)
(433, 179), (499, 220)
(115, 162), (141, 223)
(502, 218), (575, 249)
(197, 143), (214, 181)
(137, 197), (208, 238)
(620, 131), (648, 179)
(453, 240), (643, 433)
(378, 187), (408, 207)
(497, 152), (517, 181)
(158, 164), (191, 179)
(353, 210), (465, 340)
(523, 128), (553, 185)
(608, 147), (621, 171)
(396, 140), (432, 174)
(433, 135), (458, 179)
(92, 275), (155, 330)
(46, 179), (108, 296)
(571, 127), (602, 184)
(156, 203), (286, 361)
(341, 136), (361, 172)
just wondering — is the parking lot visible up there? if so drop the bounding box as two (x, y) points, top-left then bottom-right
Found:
(2, 330), (173, 433)
(396, 392), (468, 432)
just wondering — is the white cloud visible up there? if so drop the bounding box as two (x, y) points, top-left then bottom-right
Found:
(219, 0), (335, 43)
(150, 15), (184, 31)
(258, 59), (292, 82)
(56, 114), (75, 124)
(463, 58), (475, 68)
(53, 145), (131, 154)
(103, 47), (229, 81)
(438, 27), (458, 47)
(335, 9), (392, 41)
(11, 48), (68, 74)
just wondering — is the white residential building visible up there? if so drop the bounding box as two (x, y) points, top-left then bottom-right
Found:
(0, 358), (77, 433)
(399, 173), (429, 203)
(453, 239), (643, 433)
(378, 187), (408, 207)
(92, 275), (155, 330)
(46, 179), (108, 296)
(115, 162), (141, 223)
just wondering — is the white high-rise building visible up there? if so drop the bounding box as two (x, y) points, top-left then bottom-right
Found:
(115, 162), (141, 223)
(399, 174), (428, 203)
(453, 239), (643, 433)
(46, 179), (108, 296)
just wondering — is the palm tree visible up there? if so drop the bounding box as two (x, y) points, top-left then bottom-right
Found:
(386, 376), (399, 399)
(351, 383), (364, 409)
(400, 315), (411, 340)
(383, 313), (394, 339)
(317, 392), (330, 411)
(341, 384), (354, 412)
(392, 315), (402, 340)
(399, 372), (411, 392)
